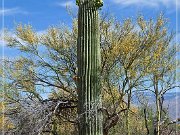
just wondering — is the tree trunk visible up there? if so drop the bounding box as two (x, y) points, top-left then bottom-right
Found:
(143, 108), (150, 135)
(103, 114), (119, 135)
(154, 75), (160, 135)
(126, 91), (131, 135)
(76, 0), (103, 135)
(126, 109), (130, 135)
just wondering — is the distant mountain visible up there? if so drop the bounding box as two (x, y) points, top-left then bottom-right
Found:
(131, 92), (180, 120)
(163, 93), (180, 119)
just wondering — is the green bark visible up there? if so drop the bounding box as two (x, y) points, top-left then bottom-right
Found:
(76, 0), (103, 135)
(154, 75), (160, 135)
(126, 110), (130, 135)
(126, 91), (131, 135)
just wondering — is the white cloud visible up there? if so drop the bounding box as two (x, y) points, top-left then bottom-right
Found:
(0, 7), (28, 16)
(0, 30), (6, 47)
(111, 0), (180, 9)
(0, 40), (6, 47)
(37, 30), (46, 36)
(57, 1), (77, 8)
(0, 29), (11, 47)
(175, 32), (180, 42)
(0, 29), (47, 47)
(113, 0), (157, 7)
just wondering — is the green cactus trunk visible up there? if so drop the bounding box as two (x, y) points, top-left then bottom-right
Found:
(77, 0), (103, 135)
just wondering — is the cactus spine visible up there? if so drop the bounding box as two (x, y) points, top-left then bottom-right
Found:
(77, 0), (103, 135)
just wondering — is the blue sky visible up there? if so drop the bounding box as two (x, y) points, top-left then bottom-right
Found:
(0, 0), (179, 96)
(0, 0), (180, 56)
(0, 0), (179, 30)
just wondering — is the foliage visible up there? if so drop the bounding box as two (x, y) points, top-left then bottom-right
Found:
(0, 12), (179, 135)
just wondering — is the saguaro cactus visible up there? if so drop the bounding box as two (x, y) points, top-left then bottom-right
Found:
(76, 0), (103, 135)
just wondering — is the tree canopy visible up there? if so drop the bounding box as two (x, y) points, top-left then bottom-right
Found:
(0, 13), (179, 135)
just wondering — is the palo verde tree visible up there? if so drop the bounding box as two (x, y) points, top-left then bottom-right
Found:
(1, 7), (179, 135)
(76, 0), (103, 135)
